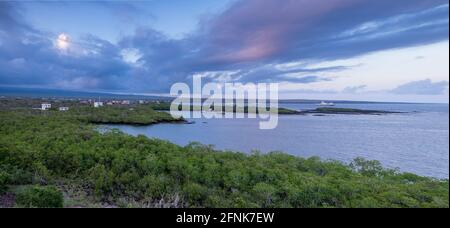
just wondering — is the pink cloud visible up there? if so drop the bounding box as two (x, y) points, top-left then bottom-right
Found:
(206, 0), (360, 63)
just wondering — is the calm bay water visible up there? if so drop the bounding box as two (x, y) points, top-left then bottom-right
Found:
(105, 103), (449, 179)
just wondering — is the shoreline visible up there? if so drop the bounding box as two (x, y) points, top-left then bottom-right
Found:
(1, 100), (448, 208)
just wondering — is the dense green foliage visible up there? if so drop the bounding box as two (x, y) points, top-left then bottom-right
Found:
(16, 185), (64, 208)
(0, 171), (8, 194)
(70, 106), (183, 125)
(0, 107), (448, 208)
(148, 102), (172, 111)
(0, 98), (183, 125)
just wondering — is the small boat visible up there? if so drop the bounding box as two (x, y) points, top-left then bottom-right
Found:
(318, 101), (335, 107)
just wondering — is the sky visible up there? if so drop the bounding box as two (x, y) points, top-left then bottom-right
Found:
(0, 0), (449, 103)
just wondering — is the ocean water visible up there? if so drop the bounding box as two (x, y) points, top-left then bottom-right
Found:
(105, 103), (449, 179)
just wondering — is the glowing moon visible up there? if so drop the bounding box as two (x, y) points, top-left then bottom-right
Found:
(56, 33), (70, 50)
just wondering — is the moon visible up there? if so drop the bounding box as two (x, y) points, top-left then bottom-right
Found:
(56, 33), (70, 50)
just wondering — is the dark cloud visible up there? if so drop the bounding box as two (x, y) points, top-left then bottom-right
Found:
(0, 1), (449, 93)
(119, 0), (449, 91)
(194, 0), (448, 65)
(390, 79), (449, 95)
(0, 2), (132, 91)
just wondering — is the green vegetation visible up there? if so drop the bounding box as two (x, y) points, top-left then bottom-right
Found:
(0, 98), (183, 125)
(16, 185), (64, 208)
(277, 108), (301, 115)
(0, 105), (448, 208)
(70, 106), (184, 125)
(0, 171), (8, 194)
(148, 102), (172, 111)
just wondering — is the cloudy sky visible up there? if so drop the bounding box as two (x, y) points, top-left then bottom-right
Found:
(0, 0), (449, 103)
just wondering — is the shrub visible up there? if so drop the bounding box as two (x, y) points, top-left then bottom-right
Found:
(0, 165), (33, 186)
(16, 185), (64, 208)
(350, 157), (384, 177)
(0, 171), (9, 194)
(1, 108), (448, 208)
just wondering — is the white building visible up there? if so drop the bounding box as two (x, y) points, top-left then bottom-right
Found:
(94, 102), (104, 108)
(41, 103), (51, 111)
(59, 107), (69, 111)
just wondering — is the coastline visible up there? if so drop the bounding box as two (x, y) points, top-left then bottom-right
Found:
(1, 98), (448, 208)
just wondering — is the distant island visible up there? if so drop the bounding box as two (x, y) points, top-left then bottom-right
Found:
(148, 102), (403, 116)
(293, 107), (403, 115)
